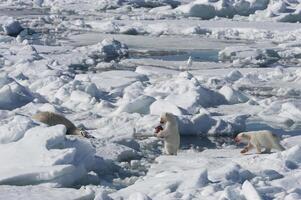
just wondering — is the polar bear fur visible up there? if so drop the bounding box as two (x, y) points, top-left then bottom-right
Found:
(235, 130), (285, 154)
(32, 111), (87, 137)
(156, 112), (180, 155)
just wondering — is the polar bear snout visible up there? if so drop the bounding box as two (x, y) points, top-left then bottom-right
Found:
(154, 125), (163, 134)
(160, 117), (166, 124)
(234, 136), (240, 143)
(159, 112), (169, 124)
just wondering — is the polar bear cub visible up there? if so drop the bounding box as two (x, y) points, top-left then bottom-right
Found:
(156, 112), (180, 155)
(235, 130), (285, 154)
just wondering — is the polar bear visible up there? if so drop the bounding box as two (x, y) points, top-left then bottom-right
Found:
(32, 111), (91, 138)
(235, 130), (285, 154)
(156, 112), (180, 155)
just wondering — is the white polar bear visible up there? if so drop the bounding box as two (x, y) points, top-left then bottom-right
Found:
(32, 111), (92, 138)
(235, 130), (285, 154)
(156, 112), (180, 155)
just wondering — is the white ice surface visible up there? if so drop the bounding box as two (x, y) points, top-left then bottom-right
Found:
(112, 136), (301, 199)
(0, 0), (301, 199)
(0, 125), (95, 187)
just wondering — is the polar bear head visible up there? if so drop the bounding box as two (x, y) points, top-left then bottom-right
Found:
(234, 132), (250, 143)
(72, 128), (92, 138)
(160, 112), (177, 125)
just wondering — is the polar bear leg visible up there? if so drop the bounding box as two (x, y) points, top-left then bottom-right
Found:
(263, 148), (271, 153)
(273, 143), (285, 151)
(164, 143), (178, 155)
(241, 143), (253, 154)
(255, 144), (262, 154)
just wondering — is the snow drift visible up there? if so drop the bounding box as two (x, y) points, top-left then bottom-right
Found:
(0, 125), (95, 187)
(0, 73), (34, 110)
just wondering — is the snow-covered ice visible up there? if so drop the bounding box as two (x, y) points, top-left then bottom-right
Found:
(0, 0), (301, 199)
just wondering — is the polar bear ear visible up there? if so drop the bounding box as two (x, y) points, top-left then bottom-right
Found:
(165, 112), (173, 120)
(234, 132), (244, 139)
(166, 112), (174, 117)
(241, 133), (251, 140)
(166, 112), (177, 122)
(160, 112), (167, 119)
(240, 133), (247, 138)
(160, 112), (167, 124)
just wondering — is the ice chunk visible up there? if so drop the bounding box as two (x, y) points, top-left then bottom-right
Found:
(175, 0), (273, 20)
(178, 113), (247, 136)
(260, 169), (283, 181)
(178, 169), (209, 190)
(219, 186), (244, 200)
(37, 103), (58, 113)
(95, 142), (140, 162)
(225, 70), (243, 82)
(34, 0), (44, 7)
(211, 164), (253, 183)
(242, 180), (263, 200)
(122, 81), (145, 101)
(259, 100), (301, 126)
(178, 113), (215, 135)
(100, 38), (129, 62)
(70, 90), (93, 103)
(116, 95), (156, 115)
(104, 0), (180, 9)
(150, 99), (186, 116)
(219, 85), (249, 104)
(279, 102), (301, 122)
(0, 115), (35, 144)
(282, 145), (301, 164)
(128, 192), (152, 200)
(175, 2), (217, 19)
(145, 72), (226, 114)
(0, 125), (95, 186)
(94, 190), (113, 200)
(67, 39), (129, 70)
(0, 185), (94, 200)
(219, 46), (280, 67)
(2, 19), (24, 37)
(0, 74), (33, 110)
(76, 71), (147, 92)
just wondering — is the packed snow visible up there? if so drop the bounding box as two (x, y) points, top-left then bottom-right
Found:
(0, 0), (301, 199)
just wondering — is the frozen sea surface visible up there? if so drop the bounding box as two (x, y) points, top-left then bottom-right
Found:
(0, 0), (301, 199)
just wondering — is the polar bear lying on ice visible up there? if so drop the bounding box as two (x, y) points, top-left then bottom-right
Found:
(155, 112), (180, 155)
(32, 111), (92, 138)
(235, 130), (285, 154)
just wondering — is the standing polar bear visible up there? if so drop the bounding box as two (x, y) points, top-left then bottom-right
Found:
(155, 112), (180, 155)
(235, 130), (285, 154)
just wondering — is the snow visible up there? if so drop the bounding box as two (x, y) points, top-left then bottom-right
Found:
(75, 70), (146, 92)
(218, 46), (281, 67)
(258, 99), (301, 127)
(112, 137), (301, 199)
(219, 85), (249, 104)
(242, 180), (263, 200)
(115, 95), (156, 114)
(0, 0), (301, 199)
(128, 193), (152, 200)
(145, 72), (227, 114)
(0, 125), (95, 187)
(2, 19), (24, 37)
(0, 73), (34, 110)
(150, 99), (186, 116)
(0, 115), (35, 144)
(0, 185), (94, 200)
(173, 0), (301, 22)
(97, 0), (180, 9)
